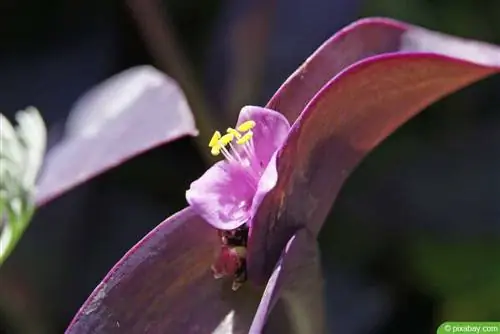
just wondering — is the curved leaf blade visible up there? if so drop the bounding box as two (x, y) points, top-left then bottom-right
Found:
(267, 17), (500, 123)
(249, 21), (500, 283)
(250, 229), (325, 334)
(66, 207), (262, 334)
(35, 66), (198, 206)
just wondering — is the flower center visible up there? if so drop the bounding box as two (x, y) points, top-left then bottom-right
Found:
(208, 120), (261, 181)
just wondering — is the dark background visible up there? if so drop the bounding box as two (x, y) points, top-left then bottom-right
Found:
(0, 0), (499, 333)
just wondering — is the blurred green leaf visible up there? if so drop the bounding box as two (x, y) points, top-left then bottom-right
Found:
(409, 238), (500, 320)
(442, 279), (500, 321)
(0, 107), (46, 266)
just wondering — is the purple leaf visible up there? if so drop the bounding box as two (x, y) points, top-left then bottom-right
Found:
(267, 17), (500, 123)
(250, 229), (325, 334)
(35, 66), (198, 206)
(247, 17), (500, 283)
(66, 207), (262, 333)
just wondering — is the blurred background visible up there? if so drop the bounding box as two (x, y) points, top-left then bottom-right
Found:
(0, 0), (499, 333)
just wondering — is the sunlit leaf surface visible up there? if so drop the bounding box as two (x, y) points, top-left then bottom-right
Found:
(35, 65), (199, 206)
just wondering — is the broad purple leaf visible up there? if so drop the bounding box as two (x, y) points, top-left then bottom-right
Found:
(267, 17), (500, 123)
(66, 207), (263, 333)
(249, 229), (325, 334)
(248, 18), (500, 283)
(35, 66), (198, 206)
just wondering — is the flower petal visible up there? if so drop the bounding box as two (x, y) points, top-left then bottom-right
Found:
(35, 66), (198, 207)
(186, 161), (256, 230)
(66, 207), (262, 333)
(236, 106), (290, 168)
(247, 18), (500, 283)
(249, 229), (325, 334)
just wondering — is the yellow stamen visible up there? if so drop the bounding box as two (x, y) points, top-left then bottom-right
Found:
(237, 120), (256, 132)
(208, 118), (256, 162)
(209, 131), (222, 148)
(219, 133), (235, 146)
(211, 146), (221, 156)
(236, 131), (253, 145)
(226, 127), (242, 138)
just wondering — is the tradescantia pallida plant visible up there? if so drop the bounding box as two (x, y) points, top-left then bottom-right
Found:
(56, 17), (500, 333)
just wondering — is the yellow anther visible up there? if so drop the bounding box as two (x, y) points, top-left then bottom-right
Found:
(236, 131), (253, 145)
(209, 131), (222, 147)
(237, 120), (256, 132)
(219, 133), (235, 146)
(226, 127), (242, 138)
(211, 146), (221, 156)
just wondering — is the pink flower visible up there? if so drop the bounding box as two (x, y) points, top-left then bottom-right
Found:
(186, 106), (290, 231)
